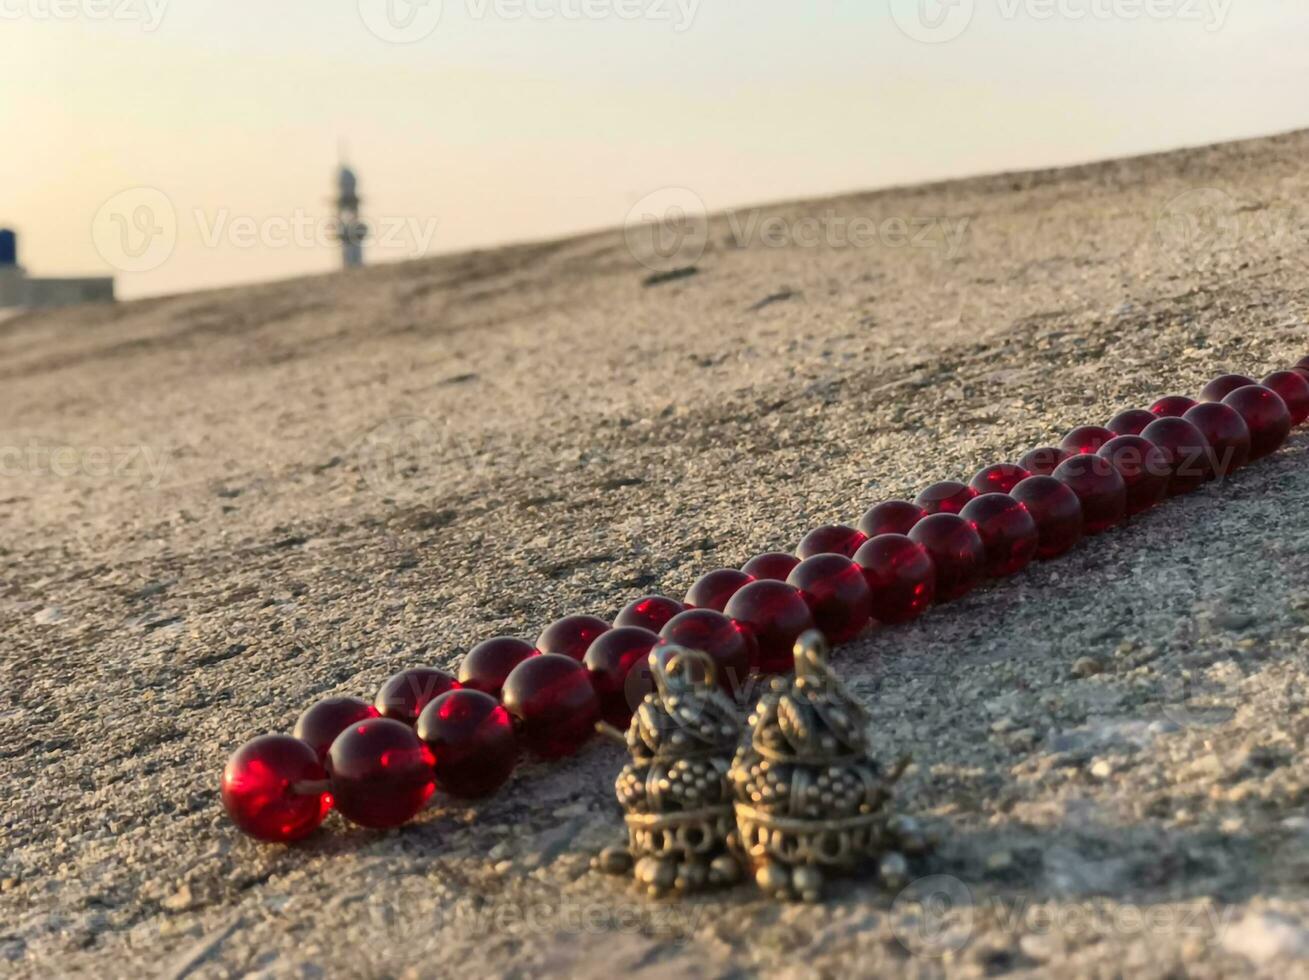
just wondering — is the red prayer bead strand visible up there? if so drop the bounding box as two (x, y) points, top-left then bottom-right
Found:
(225, 356), (1306, 844)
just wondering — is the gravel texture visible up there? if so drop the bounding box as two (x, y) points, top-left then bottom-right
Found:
(3, 130), (1309, 979)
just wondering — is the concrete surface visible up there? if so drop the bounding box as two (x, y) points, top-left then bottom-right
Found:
(2, 129), (1309, 978)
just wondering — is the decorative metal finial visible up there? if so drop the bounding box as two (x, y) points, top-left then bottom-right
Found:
(594, 644), (745, 896)
(728, 629), (918, 901)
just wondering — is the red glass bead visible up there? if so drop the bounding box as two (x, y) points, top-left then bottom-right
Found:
(1052, 453), (1126, 535)
(1010, 476), (1083, 560)
(536, 615), (610, 661)
(1059, 425), (1115, 456)
(222, 734), (331, 843)
(786, 554), (872, 644)
(959, 493), (1038, 577)
(1200, 373), (1257, 403)
(659, 608), (755, 693)
(502, 653), (601, 759)
(1222, 385), (1291, 461)
(724, 580), (816, 674)
(1297, 355), (1309, 371)
(1182, 402), (1251, 477)
(293, 696), (379, 763)
(1260, 371), (1309, 427)
(969, 463), (1030, 496)
(1097, 435), (1169, 516)
(583, 626), (661, 727)
(1141, 417), (1213, 495)
(374, 668), (459, 726)
(907, 513), (986, 602)
(416, 689), (517, 799)
(858, 500), (926, 538)
(914, 481), (977, 516)
(1106, 408), (1157, 436)
(684, 568), (753, 611)
(796, 524), (867, 559)
(457, 637), (537, 698)
(853, 534), (935, 624)
(613, 595), (684, 633)
(328, 718), (436, 828)
(1150, 394), (1197, 418)
(1017, 447), (1069, 476)
(1295, 367), (1309, 384)
(741, 552), (801, 581)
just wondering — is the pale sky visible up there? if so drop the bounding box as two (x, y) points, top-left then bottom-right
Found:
(4, 0), (1308, 299)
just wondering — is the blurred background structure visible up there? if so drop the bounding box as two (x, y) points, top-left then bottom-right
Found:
(0, 229), (114, 310)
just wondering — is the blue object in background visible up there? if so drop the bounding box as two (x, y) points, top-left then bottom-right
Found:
(0, 229), (16, 267)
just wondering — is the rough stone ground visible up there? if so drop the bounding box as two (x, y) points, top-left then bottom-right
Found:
(3, 130), (1309, 979)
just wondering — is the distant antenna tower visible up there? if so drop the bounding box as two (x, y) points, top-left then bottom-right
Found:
(331, 155), (367, 269)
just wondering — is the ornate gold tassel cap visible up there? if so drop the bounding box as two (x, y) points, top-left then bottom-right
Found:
(729, 629), (916, 902)
(594, 644), (745, 896)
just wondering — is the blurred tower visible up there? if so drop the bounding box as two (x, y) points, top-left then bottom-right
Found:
(331, 162), (367, 269)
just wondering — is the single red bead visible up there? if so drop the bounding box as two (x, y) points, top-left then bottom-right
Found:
(1183, 402), (1251, 477)
(614, 595), (684, 633)
(583, 626), (661, 727)
(786, 554), (872, 644)
(458, 637), (537, 698)
(222, 734), (331, 843)
(914, 481), (977, 516)
(684, 568), (754, 611)
(658, 608), (755, 693)
(536, 614), (610, 661)
(1260, 371), (1309, 427)
(1297, 355), (1309, 371)
(858, 500), (926, 538)
(959, 493), (1038, 577)
(969, 463), (1030, 496)
(796, 524), (867, 559)
(1052, 454), (1127, 535)
(328, 718), (436, 828)
(1141, 416), (1213, 495)
(853, 534), (935, 624)
(741, 552), (801, 581)
(416, 689), (517, 799)
(374, 668), (459, 726)
(1059, 425), (1115, 456)
(1295, 367), (1309, 385)
(501, 654), (601, 759)
(907, 513), (986, 602)
(1200, 373), (1257, 403)
(293, 696), (379, 763)
(1106, 409), (1157, 437)
(1097, 435), (1169, 516)
(724, 580), (816, 674)
(1017, 447), (1069, 476)
(1222, 385), (1291, 461)
(1149, 394), (1197, 418)
(1010, 476), (1083, 560)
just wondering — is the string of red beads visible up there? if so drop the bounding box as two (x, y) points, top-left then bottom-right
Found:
(222, 360), (1309, 842)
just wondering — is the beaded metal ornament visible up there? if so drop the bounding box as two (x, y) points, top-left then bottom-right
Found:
(729, 630), (923, 901)
(595, 645), (745, 896)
